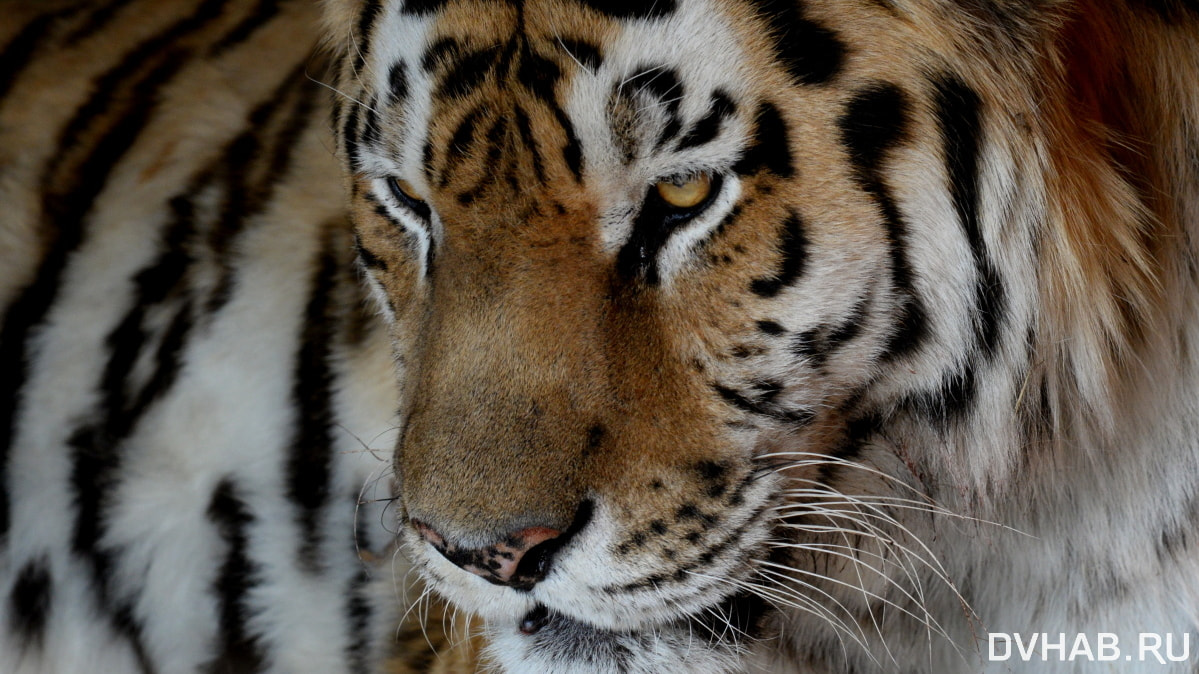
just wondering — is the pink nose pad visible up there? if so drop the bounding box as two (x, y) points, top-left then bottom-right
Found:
(413, 521), (564, 588)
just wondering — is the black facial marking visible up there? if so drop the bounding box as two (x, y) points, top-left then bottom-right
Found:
(733, 101), (795, 178)
(749, 210), (808, 297)
(792, 294), (869, 368)
(360, 99), (382, 149)
(713, 383), (813, 426)
(675, 503), (719, 526)
(438, 46), (502, 99)
(933, 74), (1006, 360)
(746, 0), (846, 85)
(558, 37), (604, 71)
(752, 380), (783, 402)
(626, 66), (684, 148)
(455, 115), (507, 204)
(509, 106), (545, 186)
(402, 0), (450, 13)
(615, 171), (723, 284)
(576, 0), (677, 19)
(421, 37), (459, 72)
(551, 105), (585, 180)
(900, 365), (977, 429)
(838, 83), (927, 360)
(517, 50), (563, 102)
(756, 319), (786, 335)
(695, 460), (728, 481)
(586, 424), (606, 454)
(388, 60), (409, 104)
(439, 106), (484, 185)
(352, 0), (384, 73)
(676, 91), (736, 151)
(341, 101), (362, 169)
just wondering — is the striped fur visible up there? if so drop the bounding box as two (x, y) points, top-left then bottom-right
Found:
(0, 1), (404, 671)
(3, 0), (1199, 673)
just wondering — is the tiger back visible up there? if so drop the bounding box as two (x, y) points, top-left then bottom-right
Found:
(0, 1), (411, 671)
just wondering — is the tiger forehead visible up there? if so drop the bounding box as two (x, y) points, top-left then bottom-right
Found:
(417, 0), (620, 91)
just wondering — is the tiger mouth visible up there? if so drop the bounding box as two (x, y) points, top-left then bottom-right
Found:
(516, 590), (772, 649)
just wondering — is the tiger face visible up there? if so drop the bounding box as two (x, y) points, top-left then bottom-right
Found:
(329, 0), (1197, 671)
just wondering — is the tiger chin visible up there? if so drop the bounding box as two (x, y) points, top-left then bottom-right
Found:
(324, 0), (1199, 672)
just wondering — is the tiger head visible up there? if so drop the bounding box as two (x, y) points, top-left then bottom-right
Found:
(325, 0), (1180, 670)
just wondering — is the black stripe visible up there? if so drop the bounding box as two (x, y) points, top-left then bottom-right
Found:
(352, 0), (384, 74)
(438, 46), (501, 99)
(838, 83), (926, 360)
(207, 65), (319, 314)
(713, 384), (813, 425)
(341, 100), (363, 169)
(514, 105), (546, 184)
(616, 174), (724, 284)
(206, 479), (266, 673)
(792, 293), (869, 368)
(439, 106), (484, 186)
(517, 49), (563, 102)
(558, 37), (603, 71)
(676, 91), (735, 151)
(353, 234), (388, 272)
(732, 102), (795, 178)
(0, 7), (79, 104)
(1, 0), (232, 540)
(749, 210), (808, 297)
(63, 0), (137, 44)
(577, 0), (677, 19)
(360, 96), (383, 149)
(287, 231), (341, 569)
(420, 36), (459, 72)
(9, 556), (52, 644)
(551, 104), (584, 180)
(625, 66), (683, 149)
(345, 508), (375, 674)
(345, 567), (374, 674)
(387, 59), (409, 104)
(933, 74), (1006, 359)
(210, 0), (281, 56)
(456, 116), (507, 205)
(746, 0), (845, 86)
(900, 364), (977, 429)
(401, 0), (450, 15)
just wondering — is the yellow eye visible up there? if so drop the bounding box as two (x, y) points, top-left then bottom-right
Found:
(655, 173), (712, 209)
(390, 177), (425, 203)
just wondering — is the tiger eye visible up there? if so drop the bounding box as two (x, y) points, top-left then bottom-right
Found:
(391, 177), (425, 203)
(655, 173), (712, 209)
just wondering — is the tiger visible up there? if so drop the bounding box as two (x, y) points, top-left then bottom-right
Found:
(3, 0), (1199, 672)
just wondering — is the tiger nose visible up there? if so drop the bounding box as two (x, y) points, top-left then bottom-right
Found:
(413, 521), (564, 590)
